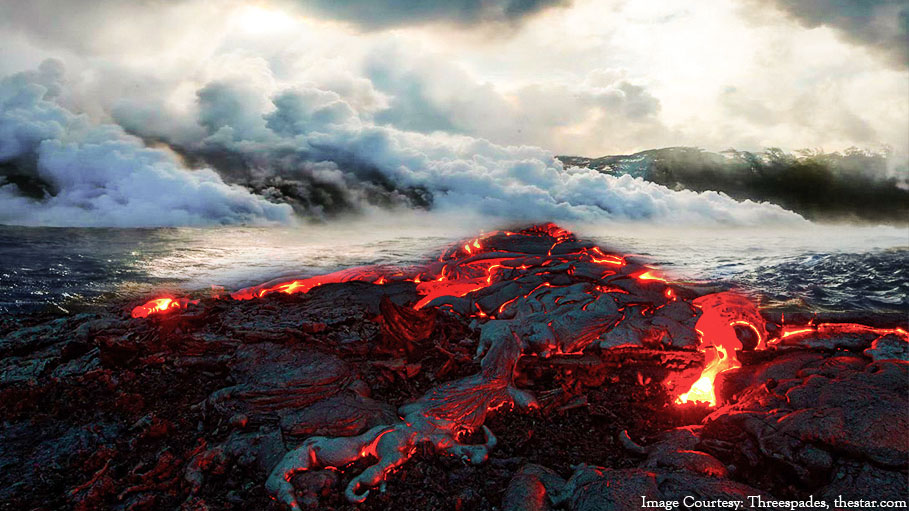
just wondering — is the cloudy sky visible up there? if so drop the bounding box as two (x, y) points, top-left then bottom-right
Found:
(0, 0), (906, 226)
(2, 0), (905, 156)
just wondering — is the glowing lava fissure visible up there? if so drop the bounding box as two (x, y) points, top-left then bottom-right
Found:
(670, 293), (908, 407)
(131, 223), (626, 319)
(128, 222), (908, 506)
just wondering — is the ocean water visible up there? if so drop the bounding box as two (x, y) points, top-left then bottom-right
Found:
(0, 221), (906, 316)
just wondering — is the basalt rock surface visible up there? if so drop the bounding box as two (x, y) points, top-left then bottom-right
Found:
(0, 224), (906, 510)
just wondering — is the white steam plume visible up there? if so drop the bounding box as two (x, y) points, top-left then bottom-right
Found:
(0, 61), (293, 227)
(0, 60), (805, 228)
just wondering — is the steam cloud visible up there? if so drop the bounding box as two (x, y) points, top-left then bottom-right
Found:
(0, 61), (293, 227)
(0, 59), (808, 228)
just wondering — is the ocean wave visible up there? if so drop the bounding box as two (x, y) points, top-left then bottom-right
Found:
(735, 249), (909, 313)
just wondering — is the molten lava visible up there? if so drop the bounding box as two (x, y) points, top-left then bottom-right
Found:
(130, 222), (907, 416)
(674, 293), (907, 407)
(131, 297), (198, 318)
(229, 267), (390, 301)
(673, 293), (755, 406)
(633, 269), (667, 284)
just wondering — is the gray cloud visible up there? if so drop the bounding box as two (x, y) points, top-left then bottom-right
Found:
(756, 0), (909, 67)
(0, 0), (207, 56)
(359, 43), (670, 154)
(283, 0), (571, 29)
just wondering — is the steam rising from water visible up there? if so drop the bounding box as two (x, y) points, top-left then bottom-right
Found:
(0, 60), (804, 228)
(0, 61), (293, 227)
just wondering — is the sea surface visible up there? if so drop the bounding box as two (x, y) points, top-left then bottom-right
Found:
(1, 221), (906, 316)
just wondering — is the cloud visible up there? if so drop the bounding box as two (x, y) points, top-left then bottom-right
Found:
(281, 0), (572, 29)
(1, 0), (905, 160)
(0, 61), (293, 227)
(751, 0), (908, 68)
(0, 0), (228, 58)
(360, 41), (672, 155)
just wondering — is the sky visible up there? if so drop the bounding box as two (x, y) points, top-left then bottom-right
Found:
(0, 0), (906, 226)
(2, 0), (905, 157)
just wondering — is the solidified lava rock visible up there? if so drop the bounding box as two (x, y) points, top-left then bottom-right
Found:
(0, 224), (906, 510)
(703, 352), (909, 498)
(502, 464), (565, 511)
(557, 465), (783, 511)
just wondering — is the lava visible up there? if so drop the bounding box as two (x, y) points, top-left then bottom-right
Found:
(229, 267), (391, 301)
(130, 226), (907, 413)
(673, 294), (763, 405)
(411, 256), (519, 310)
(125, 223), (908, 507)
(770, 323), (907, 345)
(634, 269), (667, 283)
(674, 293), (908, 407)
(131, 297), (198, 318)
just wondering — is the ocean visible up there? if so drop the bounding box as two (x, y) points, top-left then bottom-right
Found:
(1, 221), (906, 316)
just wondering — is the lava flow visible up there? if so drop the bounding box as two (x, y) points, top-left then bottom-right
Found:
(130, 223), (909, 410)
(126, 223), (908, 507)
(674, 293), (766, 406)
(130, 297), (198, 318)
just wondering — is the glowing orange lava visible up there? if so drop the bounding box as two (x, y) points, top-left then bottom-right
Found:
(674, 292), (766, 407)
(676, 344), (737, 407)
(633, 269), (667, 283)
(674, 294), (908, 407)
(131, 297), (198, 318)
(229, 267), (389, 301)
